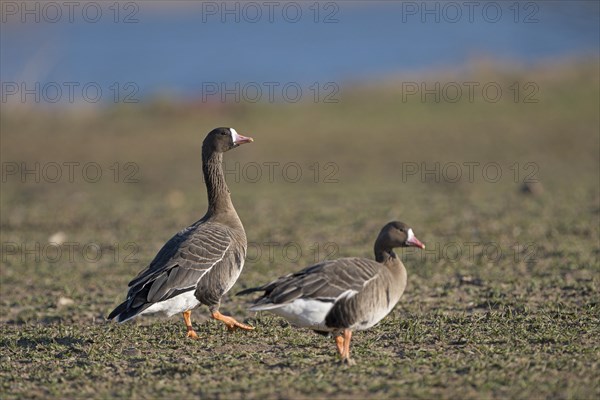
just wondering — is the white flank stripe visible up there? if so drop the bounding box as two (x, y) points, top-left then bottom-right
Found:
(338, 289), (358, 300)
(254, 299), (334, 330)
(142, 290), (200, 317)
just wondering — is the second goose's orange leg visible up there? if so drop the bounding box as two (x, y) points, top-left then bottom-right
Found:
(341, 329), (356, 365)
(335, 335), (345, 357)
(183, 310), (198, 339)
(211, 310), (254, 331)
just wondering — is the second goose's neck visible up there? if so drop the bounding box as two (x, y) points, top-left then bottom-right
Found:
(202, 149), (234, 215)
(374, 248), (397, 264)
(374, 236), (400, 266)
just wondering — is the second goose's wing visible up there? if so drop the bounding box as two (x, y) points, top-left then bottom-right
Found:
(244, 257), (382, 309)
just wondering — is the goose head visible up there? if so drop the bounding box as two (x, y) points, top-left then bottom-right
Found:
(376, 221), (425, 250)
(204, 127), (254, 153)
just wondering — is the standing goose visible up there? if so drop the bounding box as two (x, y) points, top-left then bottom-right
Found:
(238, 221), (425, 364)
(108, 127), (254, 337)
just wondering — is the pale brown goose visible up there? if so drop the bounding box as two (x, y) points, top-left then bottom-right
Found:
(238, 221), (425, 364)
(108, 128), (254, 338)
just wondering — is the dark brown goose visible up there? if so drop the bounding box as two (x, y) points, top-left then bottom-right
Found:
(238, 221), (425, 364)
(108, 127), (254, 338)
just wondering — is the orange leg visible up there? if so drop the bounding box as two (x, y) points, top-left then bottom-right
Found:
(182, 310), (198, 339)
(210, 310), (254, 331)
(341, 329), (356, 365)
(335, 335), (345, 357)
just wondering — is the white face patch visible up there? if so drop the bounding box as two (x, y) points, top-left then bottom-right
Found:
(230, 128), (241, 143)
(407, 228), (415, 242)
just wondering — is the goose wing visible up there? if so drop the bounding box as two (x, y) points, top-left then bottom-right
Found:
(244, 257), (382, 308)
(111, 221), (233, 316)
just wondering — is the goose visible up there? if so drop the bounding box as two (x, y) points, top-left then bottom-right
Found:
(238, 221), (425, 364)
(108, 127), (254, 338)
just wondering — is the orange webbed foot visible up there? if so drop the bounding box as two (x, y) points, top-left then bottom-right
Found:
(211, 311), (254, 331)
(186, 329), (199, 339)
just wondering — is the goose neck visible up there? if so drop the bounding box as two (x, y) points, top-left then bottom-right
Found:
(374, 246), (397, 264)
(202, 150), (233, 215)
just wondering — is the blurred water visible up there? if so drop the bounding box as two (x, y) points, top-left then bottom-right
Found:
(1, 1), (598, 103)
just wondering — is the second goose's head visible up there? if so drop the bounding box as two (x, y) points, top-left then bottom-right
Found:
(204, 127), (254, 154)
(375, 221), (425, 250)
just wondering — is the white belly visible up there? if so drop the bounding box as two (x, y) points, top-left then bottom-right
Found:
(261, 299), (334, 331)
(141, 290), (201, 317)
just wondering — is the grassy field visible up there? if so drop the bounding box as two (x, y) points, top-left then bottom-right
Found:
(1, 59), (599, 399)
